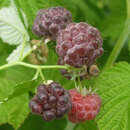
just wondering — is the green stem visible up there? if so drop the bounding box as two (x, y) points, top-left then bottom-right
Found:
(104, 5), (130, 70)
(64, 121), (76, 130)
(32, 70), (39, 80)
(77, 76), (82, 93)
(73, 77), (80, 91)
(0, 62), (68, 71)
(38, 68), (46, 82)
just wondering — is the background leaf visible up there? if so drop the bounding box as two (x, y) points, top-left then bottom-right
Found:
(95, 62), (130, 130)
(98, 0), (127, 41)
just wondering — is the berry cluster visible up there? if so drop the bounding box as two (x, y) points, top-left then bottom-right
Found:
(29, 82), (72, 121)
(68, 89), (102, 123)
(31, 6), (103, 123)
(32, 7), (72, 41)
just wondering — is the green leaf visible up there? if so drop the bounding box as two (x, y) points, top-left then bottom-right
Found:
(0, 2), (29, 45)
(0, 68), (35, 129)
(0, 78), (14, 101)
(6, 44), (31, 63)
(0, 66), (35, 84)
(95, 62), (130, 130)
(8, 80), (39, 101)
(20, 9), (29, 28)
(0, 94), (30, 130)
(0, 66), (35, 101)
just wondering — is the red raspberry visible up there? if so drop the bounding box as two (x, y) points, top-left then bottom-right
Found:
(56, 22), (103, 67)
(68, 89), (102, 123)
(32, 7), (72, 41)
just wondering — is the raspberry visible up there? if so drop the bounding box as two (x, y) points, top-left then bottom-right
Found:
(29, 82), (72, 121)
(68, 89), (102, 123)
(32, 7), (72, 41)
(56, 22), (104, 68)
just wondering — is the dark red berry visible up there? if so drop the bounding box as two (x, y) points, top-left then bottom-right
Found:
(56, 22), (103, 68)
(32, 7), (72, 41)
(68, 89), (102, 123)
(29, 82), (72, 121)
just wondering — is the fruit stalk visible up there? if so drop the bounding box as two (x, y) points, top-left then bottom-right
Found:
(0, 62), (68, 71)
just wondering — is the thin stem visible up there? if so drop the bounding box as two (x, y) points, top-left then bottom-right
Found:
(0, 62), (18, 71)
(38, 68), (46, 82)
(73, 77), (80, 91)
(32, 70), (39, 80)
(127, 0), (130, 18)
(0, 62), (68, 71)
(64, 121), (76, 130)
(77, 76), (82, 93)
(104, 16), (130, 69)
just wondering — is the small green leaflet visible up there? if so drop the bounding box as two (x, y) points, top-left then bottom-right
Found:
(95, 62), (130, 130)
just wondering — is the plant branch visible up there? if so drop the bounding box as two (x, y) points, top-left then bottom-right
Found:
(38, 68), (46, 82)
(0, 62), (68, 71)
(64, 121), (76, 130)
